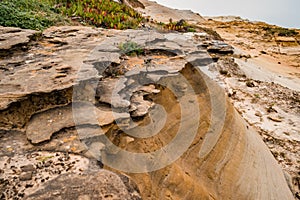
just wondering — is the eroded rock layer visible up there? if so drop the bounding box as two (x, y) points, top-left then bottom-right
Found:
(0, 25), (294, 199)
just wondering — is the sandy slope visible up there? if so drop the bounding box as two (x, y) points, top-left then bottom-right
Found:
(135, 0), (205, 24)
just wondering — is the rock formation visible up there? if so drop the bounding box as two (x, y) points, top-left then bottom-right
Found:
(0, 22), (295, 200)
(26, 170), (141, 200)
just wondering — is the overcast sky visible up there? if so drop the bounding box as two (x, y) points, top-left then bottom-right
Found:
(154, 0), (300, 28)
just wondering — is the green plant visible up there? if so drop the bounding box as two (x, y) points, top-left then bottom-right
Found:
(0, 0), (143, 30)
(0, 0), (68, 30)
(59, 0), (143, 29)
(254, 94), (260, 98)
(263, 26), (298, 37)
(119, 41), (144, 56)
(37, 155), (54, 162)
(161, 19), (197, 32)
(187, 27), (196, 32)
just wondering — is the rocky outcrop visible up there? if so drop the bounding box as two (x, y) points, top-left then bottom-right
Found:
(0, 26), (39, 56)
(0, 150), (141, 199)
(203, 16), (300, 198)
(26, 170), (141, 200)
(0, 24), (295, 199)
(0, 26), (103, 128)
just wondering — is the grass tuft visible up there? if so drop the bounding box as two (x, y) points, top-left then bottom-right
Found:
(119, 41), (144, 56)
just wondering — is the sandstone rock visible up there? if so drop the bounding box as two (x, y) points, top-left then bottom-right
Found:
(268, 115), (283, 122)
(19, 172), (33, 181)
(21, 164), (36, 172)
(26, 103), (128, 144)
(0, 26), (294, 200)
(255, 111), (263, 117)
(0, 26), (39, 56)
(275, 36), (297, 43)
(129, 92), (154, 117)
(207, 40), (234, 54)
(0, 26), (104, 130)
(96, 78), (130, 108)
(100, 64), (294, 200)
(25, 170), (141, 200)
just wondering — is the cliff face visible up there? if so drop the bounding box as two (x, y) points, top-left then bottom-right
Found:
(0, 24), (294, 199)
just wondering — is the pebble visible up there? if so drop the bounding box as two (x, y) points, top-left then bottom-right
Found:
(267, 116), (283, 122)
(255, 111), (263, 117)
(21, 164), (36, 172)
(19, 172), (32, 181)
(44, 161), (51, 167)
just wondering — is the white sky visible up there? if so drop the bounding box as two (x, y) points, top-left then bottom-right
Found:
(154, 0), (300, 28)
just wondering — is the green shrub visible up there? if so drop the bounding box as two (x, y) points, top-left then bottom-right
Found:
(0, 0), (67, 30)
(0, 0), (143, 30)
(119, 41), (144, 56)
(161, 19), (196, 32)
(187, 27), (196, 32)
(59, 0), (143, 29)
(263, 26), (298, 37)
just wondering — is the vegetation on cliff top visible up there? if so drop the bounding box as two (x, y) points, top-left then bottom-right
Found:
(0, 0), (143, 30)
(61, 0), (143, 29)
(263, 26), (299, 37)
(0, 0), (66, 30)
(159, 19), (196, 32)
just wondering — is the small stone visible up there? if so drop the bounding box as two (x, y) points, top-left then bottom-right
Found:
(44, 161), (51, 167)
(255, 111), (263, 117)
(267, 116), (283, 122)
(246, 81), (255, 87)
(125, 137), (135, 143)
(283, 132), (290, 136)
(19, 172), (33, 181)
(36, 162), (44, 169)
(267, 106), (277, 113)
(78, 195), (91, 200)
(21, 164), (36, 172)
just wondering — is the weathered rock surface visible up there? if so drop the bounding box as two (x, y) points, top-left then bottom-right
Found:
(203, 16), (300, 198)
(0, 26), (104, 129)
(0, 150), (140, 199)
(0, 26), (39, 56)
(26, 103), (123, 144)
(0, 24), (295, 200)
(26, 170), (141, 200)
